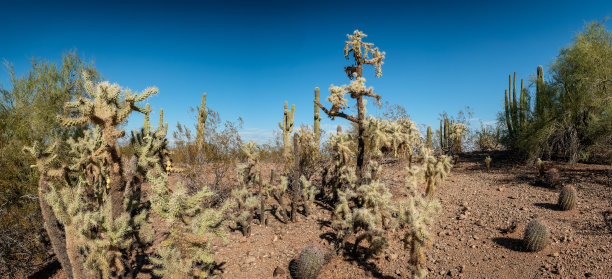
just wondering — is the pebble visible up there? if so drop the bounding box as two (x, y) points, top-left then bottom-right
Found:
(273, 266), (285, 277)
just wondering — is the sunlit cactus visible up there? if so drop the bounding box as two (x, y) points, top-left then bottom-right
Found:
(504, 72), (527, 139)
(196, 92), (208, 149)
(558, 185), (577, 210)
(279, 101), (295, 157)
(314, 87), (321, 146)
(485, 156), (492, 172)
(523, 219), (550, 252)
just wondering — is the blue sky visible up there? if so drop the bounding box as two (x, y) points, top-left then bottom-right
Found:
(1, 0), (610, 144)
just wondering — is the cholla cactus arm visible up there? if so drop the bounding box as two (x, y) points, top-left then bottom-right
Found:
(196, 92), (208, 149)
(344, 30), (386, 78)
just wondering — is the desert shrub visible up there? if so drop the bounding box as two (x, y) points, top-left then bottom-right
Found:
(500, 21), (611, 163)
(523, 219), (550, 252)
(476, 125), (500, 151)
(558, 185), (577, 210)
(0, 51), (98, 277)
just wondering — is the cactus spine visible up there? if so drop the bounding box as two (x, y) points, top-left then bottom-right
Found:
(426, 126), (433, 149)
(279, 101), (295, 157)
(504, 72), (527, 139)
(196, 93), (208, 149)
(314, 87), (321, 146)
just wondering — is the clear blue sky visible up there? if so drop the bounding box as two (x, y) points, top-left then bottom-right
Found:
(1, 0), (610, 144)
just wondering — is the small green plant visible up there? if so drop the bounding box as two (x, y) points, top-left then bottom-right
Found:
(290, 245), (331, 279)
(536, 158), (545, 177)
(523, 219), (550, 252)
(558, 185), (577, 210)
(485, 156), (492, 172)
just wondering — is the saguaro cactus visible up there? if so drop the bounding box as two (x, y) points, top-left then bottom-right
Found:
(315, 30), (385, 185)
(426, 126), (433, 149)
(196, 93), (208, 149)
(504, 72), (527, 139)
(314, 87), (321, 146)
(534, 65), (549, 121)
(279, 101), (295, 157)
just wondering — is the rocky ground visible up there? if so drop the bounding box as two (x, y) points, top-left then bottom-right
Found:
(32, 152), (612, 279)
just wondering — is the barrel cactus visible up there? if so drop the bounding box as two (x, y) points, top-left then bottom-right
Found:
(290, 245), (331, 279)
(523, 219), (550, 252)
(557, 185), (577, 210)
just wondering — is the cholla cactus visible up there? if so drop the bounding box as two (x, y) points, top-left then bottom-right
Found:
(301, 175), (318, 217)
(418, 148), (452, 197)
(321, 130), (356, 203)
(399, 153), (442, 279)
(148, 162), (229, 278)
(485, 156), (492, 172)
(450, 122), (466, 154)
(316, 30), (385, 185)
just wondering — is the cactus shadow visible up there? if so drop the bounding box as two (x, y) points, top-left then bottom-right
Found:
(492, 237), (525, 252)
(28, 259), (61, 279)
(602, 210), (612, 233)
(343, 250), (396, 279)
(534, 202), (562, 211)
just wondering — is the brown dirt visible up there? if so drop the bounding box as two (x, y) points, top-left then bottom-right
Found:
(30, 153), (612, 279)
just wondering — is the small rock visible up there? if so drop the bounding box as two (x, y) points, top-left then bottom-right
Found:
(273, 235), (278, 242)
(245, 256), (256, 264)
(552, 252), (559, 257)
(273, 266), (285, 277)
(497, 187), (504, 191)
(519, 207), (526, 211)
(386, 253), (398, 261)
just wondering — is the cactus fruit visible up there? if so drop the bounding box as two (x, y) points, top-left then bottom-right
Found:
(544, 167), (562, 188)
(279, 101), (295, 157)
(558, 185), (577, 210)
(485, 156), (491, 172)
(290, 245), (331, 279)
(523, 219), (550, 252)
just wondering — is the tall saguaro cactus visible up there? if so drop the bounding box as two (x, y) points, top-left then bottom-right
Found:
(314, 87), (321, 146)
(315, 30), (385, 185)
(426, 126), (433, 149)
(504, 72), (527, 140)
(535, 65), (546, 120)
(278, 101), (295, 157)
(196, 93), (208, 149)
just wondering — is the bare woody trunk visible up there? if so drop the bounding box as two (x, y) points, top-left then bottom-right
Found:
(355, 65), (365, 186)
(291, 134), (300, 222)
(38, 176), (74, 279)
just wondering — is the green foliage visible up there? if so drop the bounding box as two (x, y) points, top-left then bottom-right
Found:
(291, 245), (331, 279)
(278, 101), (295, 157)
(523, 219), (550, 252)
(0, 51), (98, 277)
(501, 21), (611, 163)
(557, 185), (577, 210)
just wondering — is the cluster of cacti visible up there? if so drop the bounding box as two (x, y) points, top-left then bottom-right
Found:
(321, 128), (356, 203)
(315, 29), (385, 185)
(523, 219), (550, 252)
(504, 72), (528, 139)
(439, 118), (465, 155)
(476, 125), (500, 151)
(230, 141), (264, 236)
(557, 185), (577, 210)
(25, 75), (228, 278)
(196, 92), (208, 149)
(399, 147), (448, 279)
(279, 101), (295, 157)
(291, 245), (332, 279)
(485, 156), (492, 172)
(419, 147), (452, 197)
